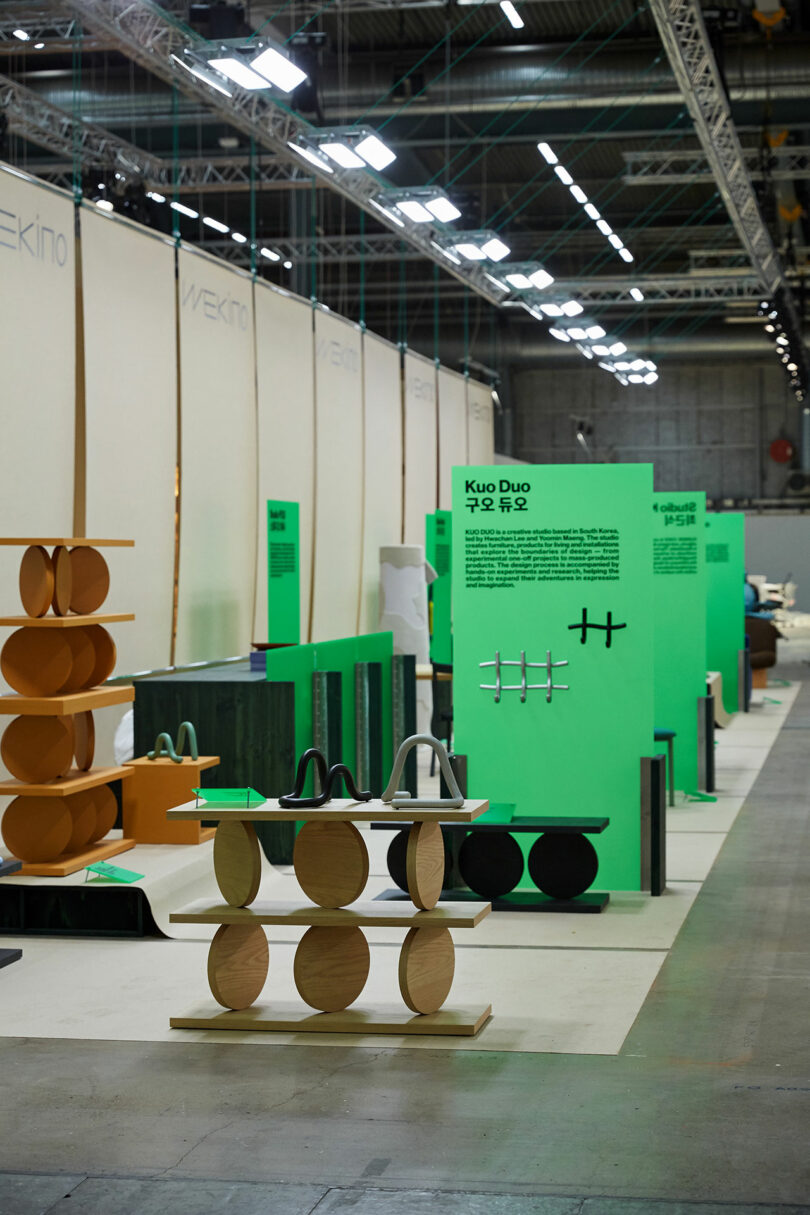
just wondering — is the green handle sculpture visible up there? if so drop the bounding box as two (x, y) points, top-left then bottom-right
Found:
(147, 721), (199, 763)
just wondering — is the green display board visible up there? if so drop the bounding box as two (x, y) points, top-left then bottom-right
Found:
(266, 632), (393, 795)
(705, 512), (745, 715)
(652, 491), (707, 793)
(267, 500), (300, 644)
(426, 509), (452, 665)
(452, 464), (655, 892)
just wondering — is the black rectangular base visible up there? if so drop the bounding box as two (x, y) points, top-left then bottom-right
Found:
(0, 859), (22, 879)
(375, 887), (610, 914)
(0, 883), (158, 938)
(0, 947), (22, 970)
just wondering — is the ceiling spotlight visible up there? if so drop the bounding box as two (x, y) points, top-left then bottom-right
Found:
(370, 199), (404, 227)
(12, 29), (30, 42)
(499, 0), (525, 29)
(354, 134), (396, 170)
(549, 328), (571, 342)
(776, 335), (789, 345)
(34, 42), (44, 49)
(628, 374), (644, 384)
(540, 303), (564, 317)
(171, 52), (234, 96)
(561, 300), (584, 317)
(505, 273), (533, 289)
(209, 56), (271, 90)
(610, 342), (627, 356)
(203, 216), (229, 233)
(381, 188), (461, 224)
(396, 199), (434, 223)
(592, 345), (611, 357)
(260, 247), (280, 261)
(618, 248), (634, 263)
(586, 325), (606, 340)
(570, 185), (588, 205)
(283, 260), (293, 269)
(596, 219), (612, 236)
(170, 201), (199, 219)
(788, 362), (798, 372)
(287, 141), (334, 174)
(455, 242), (486, 261)
(320, 141), (365, 169)
(194, 38), (307, 94)
(501, 262), (553, 290)
(643, 371), (658, 385)
(251, 45), (307, 92)
(313, 126), (396, 172)
(231, 232), (247, 243)
(449, 232), (510, 261)
(95, 199), (114, 212)
(537, 142), (558, 165)
(608, 233), (624, 249)
(567, 327), (588, 341)
(146, 191), (166, 203)
(481, 236), (510, 260)
(554, 166), (574, 186)
(764, 323), (775, 332)
(630, 287), (644, 302)
(584, 203), (600, 221)
(426, 196), (462, 222)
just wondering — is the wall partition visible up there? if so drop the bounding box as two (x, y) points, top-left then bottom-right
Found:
(310, 309), (364, 641)
(254, 282), (315, 643)
(402, 349), (438, 544)
(467, 377), (495, 466)
(174, 246), (258, 664)
(437, 367), (468, 511)
(358, 333), (403, 634)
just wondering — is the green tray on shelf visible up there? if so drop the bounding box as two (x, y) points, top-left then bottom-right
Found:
(192, 786), (266, 809)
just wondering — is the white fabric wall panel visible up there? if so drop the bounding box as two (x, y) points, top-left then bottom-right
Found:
(310, 310), (364, 641)
(254, 283), (315, 643)
(0, 168), (75, 619)
(467, 376), (495, 465)
(437, 367), (468, 509)
(402, 350), (437, 544)
(175, 247), (257, 664)
(81, 208), (177, 677)
(359, 333), (402, 633)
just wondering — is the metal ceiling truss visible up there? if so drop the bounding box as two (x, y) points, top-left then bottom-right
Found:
(65, 0), (506, 307)
(18, 156), (303, 194)
(624, 145), (810, 186)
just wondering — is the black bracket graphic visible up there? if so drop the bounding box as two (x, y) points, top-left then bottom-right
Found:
(567, 609), (627, 649)
(278, 747), (372, 808)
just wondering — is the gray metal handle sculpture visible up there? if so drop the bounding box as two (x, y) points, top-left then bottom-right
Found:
(147, 721), (199, 763)
(380, 734), (464, 809)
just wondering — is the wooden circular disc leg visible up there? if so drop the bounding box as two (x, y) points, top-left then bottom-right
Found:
(294, 926), (370, 1012)
(1, 714), (74, 783)
(214, 820), (262, 907)
(0, 627), (73, 698)
(83, 625), (117, 688)
(19, 545), (54, 617)
(527, 832), (598, 900)
(64, 789), (98, 853)
(399, 927), (455, 1014)
(293, 820), (369, 908)
(59, 627), (96, 694)
(68, 546), (110, 614)
(2, 796), (72, 863)
(406, 821), (445, 910)
(51, 546), (72, 616)
(208, 923), (269, 1011)
(73, 711), (95, 771)
(86, 784), (118, 844)
(458, 831), (524, 900)
(386, 829), (409, 893)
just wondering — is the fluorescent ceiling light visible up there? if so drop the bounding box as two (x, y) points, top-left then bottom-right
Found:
(530, 268), (554, 290)
(584, 203), (600, 220)
(320, 141), (365, 169)
(146, 191), (166, 203)
(645, 361), (657, 371)
(499, 0), (525, 29)
(426, 196), (461, 222)
(540, 303), (564, 317)
(629, 287), (644, 302)
(505, 273), (533, 289)
(554, 165), (574, 186)
(592, 345), (610, 357)
(231, 232), (247, 243)
(355, 134), (396, 170)
(260, 247), (280, 261)
(628, 374), (644, 383)
(610, 342), (627, 356)
(644, 372), (658, 385)
(586, 325), (606, 340)
(608, 233), (623, 249)
(251, 46), (307, 92)
(95, 199), (114, 212)
(209, 56), (269, 90)
(570, 185), (588, 205)
(203, 216), (229, 233)
(287, 141), (334, 174)
(170, 201), (199, 219)
(596, 219), (612, 236)
(630, 359), (646, 371)
(619, 247), (634, 263)
(396, 199), (434, 223)
(481, 237), (510, 260)
(561, 300), (583, 317)
(567, 327), (587, 340)
(614, 361), (633, 371)
(549, 328), (571, 342)
(537, 142), (558, 165)
(454, 242), (487, 261)
(12, 29), (30, 42)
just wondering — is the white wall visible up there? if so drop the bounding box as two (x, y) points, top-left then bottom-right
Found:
(745, 514), (810, 610)
(437, 367), (468, 511)
(402, 350), (438, 545)
(359, 333), (403, 632)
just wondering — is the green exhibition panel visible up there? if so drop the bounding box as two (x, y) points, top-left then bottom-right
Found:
(652, 491), (708, 793)
(267, 499), (300, 644)
(426, 509), (453, 665)
(452, 463), (655, 892)
(705, 512), (745, 715)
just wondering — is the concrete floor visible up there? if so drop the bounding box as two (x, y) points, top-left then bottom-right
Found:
(1, 642), (809, 1214)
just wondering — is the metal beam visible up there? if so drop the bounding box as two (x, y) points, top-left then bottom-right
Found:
(18, 155), (305, 194)
(624, 145), (810, 186)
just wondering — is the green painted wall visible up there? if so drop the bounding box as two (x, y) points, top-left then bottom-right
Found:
(652, 491), (707, 793)
(452, 464), (654, 892)
(705, 512), (745, 715)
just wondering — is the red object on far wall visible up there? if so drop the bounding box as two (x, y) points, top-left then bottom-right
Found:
(769, 437), (794, 464)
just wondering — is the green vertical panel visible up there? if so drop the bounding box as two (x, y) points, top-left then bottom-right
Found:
(267, 499), (300, 644)
(452, 463), (655, 892)
(427, 509), (453, 665)
(652, 491), (707, 793)
(266, 642), (318, 794)
(705, 512), (745, 715)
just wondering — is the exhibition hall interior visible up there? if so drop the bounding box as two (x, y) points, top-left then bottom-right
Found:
(1, 0), (810, 1212)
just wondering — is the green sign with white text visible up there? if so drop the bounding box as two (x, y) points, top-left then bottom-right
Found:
(652, 491), (707, 793)
(705, 512), (745, 715)
(452, 464), (654, 892)
(267, 499), (300, 644)
(426, 510), (452, 665)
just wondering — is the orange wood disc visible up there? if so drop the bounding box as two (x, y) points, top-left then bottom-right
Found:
(83, 624), (117, 688)
(73, 710), (95, 771)
(293, 820), (369, 908)
(214, 820), (262, 908)
(51, 546), (73, 616)
(406, 820), (445, 911)
(399, 926), (455, 1015)
(2, 796), (72, 863)
(59, 627), (96, 694)
(19, 545), (54, 618)
(0, 627), (73, 697)
(293, 925), (370, 1012)
(68, 547), (110, 614)
(0, 714), (74, 783)
(64, 789), (98, 853)
(208, 923), (269, 1010)
(86, 783), (118, 844)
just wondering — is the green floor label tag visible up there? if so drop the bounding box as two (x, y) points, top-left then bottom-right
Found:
(85, 861), (144, 884)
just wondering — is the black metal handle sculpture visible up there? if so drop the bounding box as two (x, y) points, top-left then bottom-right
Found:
(278, 747), (372, 808)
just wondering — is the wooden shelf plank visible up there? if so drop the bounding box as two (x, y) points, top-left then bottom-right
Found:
(0, 685), (135, 716)
(125, 756), (219, 772)
(171, 1002), (492, 1036)
(0, 766), (133, 797)
(15, 837), (135, 877)
(170, 897), (491, 928)
(166, 797), (490, 824)
(0, 613), (135, 628)
(0, 538), (134, 547)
